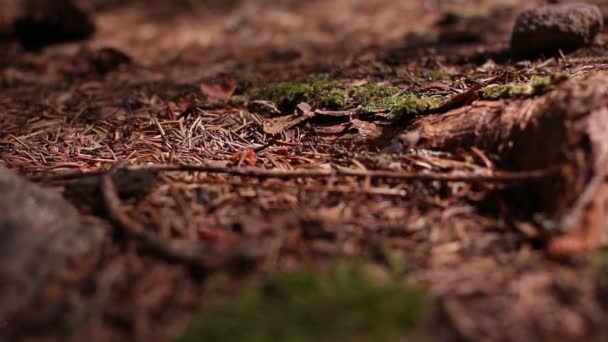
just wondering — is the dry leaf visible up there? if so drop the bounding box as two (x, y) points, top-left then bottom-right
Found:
(547, 183), (608, 258)
(200, 78), (238, 101)
(170, 100), (197, 118)
(351, 119), (382, 139)
(232, 148), (257, 166)
(422, 81), (451, 91)
(197, 228), (228, 244)
(262, 103), (316, 135)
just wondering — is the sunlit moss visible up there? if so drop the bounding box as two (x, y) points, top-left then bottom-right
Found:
(350, 83), (441, 118)
(320, 88), (348, 109)
(350, 83), (399, 100)
(178, 261), (430, 342)
(363, 93), (442, 118)
(481, 74), (566, 100)
(257, 78), (444, 117)
(383, 94), (442, 118)
(256, 75), (348, 112)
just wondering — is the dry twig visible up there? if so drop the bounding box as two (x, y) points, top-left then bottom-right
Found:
(33, 163), (557, 184)
(100, 172), (211, 272)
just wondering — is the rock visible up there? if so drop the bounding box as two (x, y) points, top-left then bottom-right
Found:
(0, 0), (95, 50)
(511, 3), (603, 57)
(0, 166), (104, 337)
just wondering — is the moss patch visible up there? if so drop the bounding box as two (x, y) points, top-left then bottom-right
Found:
(320, 88), (348, 109)
(352, 84), (442, 118)
(380, 94), (442, 118)
(363, 94), (441, 118)
(350, 83), (399, 100)
(178, 262), (429, 342)
(257, 76), (348, 112)
(257, 81), (314, 112)
(481, 74), (565, 100)
(258, 79), (443, 117)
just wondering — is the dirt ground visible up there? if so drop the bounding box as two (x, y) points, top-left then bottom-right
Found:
(4, 0), (608, 341)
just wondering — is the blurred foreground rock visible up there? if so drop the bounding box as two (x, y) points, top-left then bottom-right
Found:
(0, 166), (104, 338)
(0, 0), (95, 50)
(511, 3), (603, 57)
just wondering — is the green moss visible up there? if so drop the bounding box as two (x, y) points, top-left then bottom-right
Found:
(386, 94), (442, 118)
(364, 93), (442, 118)
(257, 81), (315, 112)
(256, 75), (348, 112)
(178, 262), (429, 342)
(482, 84), (520, 100)
(350, 83), (441, 118)
(350, 83), (399, 100)
(481, 74), (565, 100)
(320, 88), (348, 109)
(530, 74), (562, 92)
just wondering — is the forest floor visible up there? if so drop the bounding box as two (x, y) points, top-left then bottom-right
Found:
(4, 0), (608, 341)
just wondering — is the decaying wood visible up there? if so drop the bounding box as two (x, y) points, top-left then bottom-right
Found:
(401, 73), (608, 257)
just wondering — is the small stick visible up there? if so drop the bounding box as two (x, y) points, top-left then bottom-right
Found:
(100, 173), (210, 272)
(32, 162), (558, 183)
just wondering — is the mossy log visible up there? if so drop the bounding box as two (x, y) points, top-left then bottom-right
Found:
(398, 73), (608, 257)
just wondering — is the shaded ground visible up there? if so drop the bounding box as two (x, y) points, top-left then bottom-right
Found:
(4, 0), (608, 341)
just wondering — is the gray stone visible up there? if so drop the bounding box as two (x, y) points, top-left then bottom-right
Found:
(0, 166), (104, 335)
(511, 3), (603, 57)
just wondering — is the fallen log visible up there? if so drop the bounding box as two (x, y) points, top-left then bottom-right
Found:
(399, 73), (608, 258)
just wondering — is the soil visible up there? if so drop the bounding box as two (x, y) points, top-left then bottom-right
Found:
(3, 0), (608, 341)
